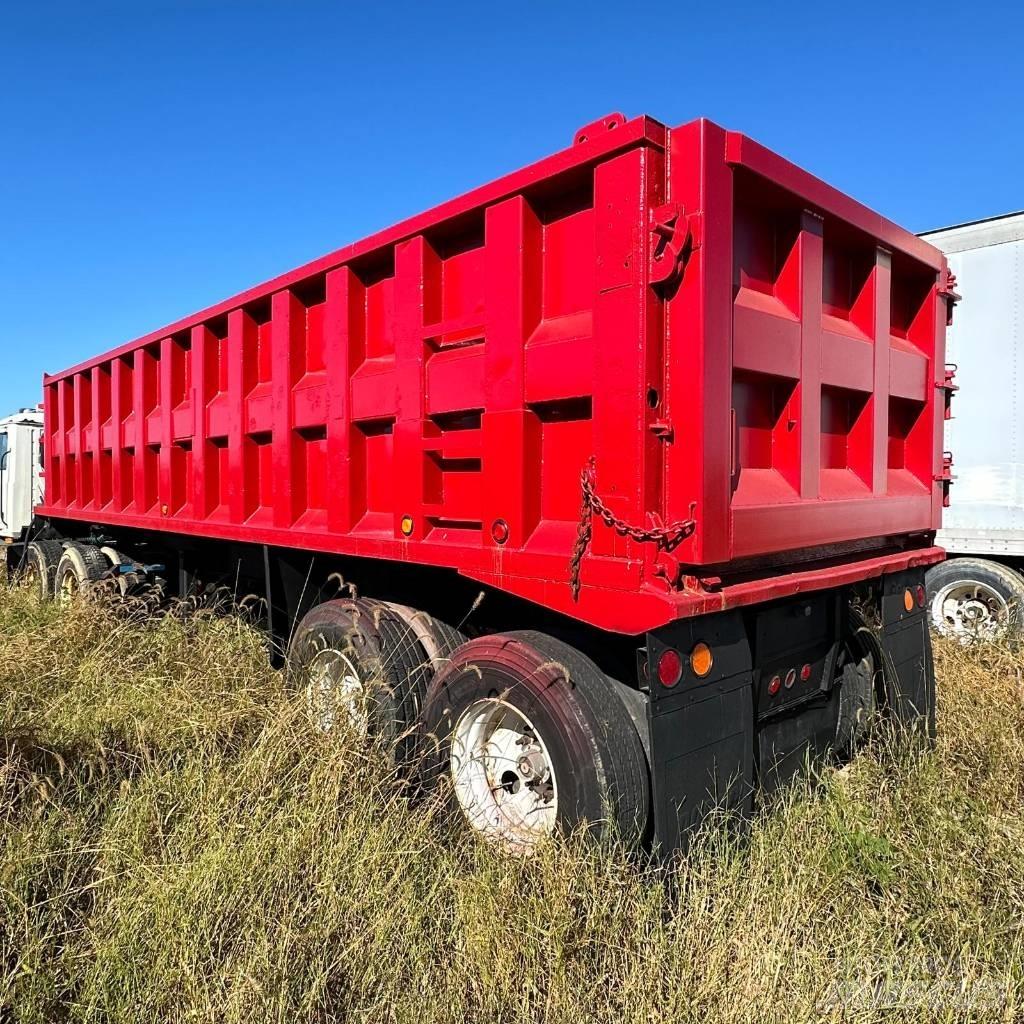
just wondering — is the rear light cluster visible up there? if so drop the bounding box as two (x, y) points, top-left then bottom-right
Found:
(903, 586), (927, 612)
(655, 642), (714, 688)
(766, 663), (813, 700)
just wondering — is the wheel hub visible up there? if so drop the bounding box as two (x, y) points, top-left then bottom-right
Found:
(934, 580), (1009, 639)
(451, 698), (557, 851)
(306, 648), (369, 736)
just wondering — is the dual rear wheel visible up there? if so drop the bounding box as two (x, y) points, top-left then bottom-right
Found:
(25, 540), (112, 603)
(286, 599), (438, 761)
(287, 604), (650, 851)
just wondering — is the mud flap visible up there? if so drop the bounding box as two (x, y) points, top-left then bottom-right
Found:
(645, 611), (754, 855)
(880, 568), (936, 740)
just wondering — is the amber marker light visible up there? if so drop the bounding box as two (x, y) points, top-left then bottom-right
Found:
(689, 642), (713, 678)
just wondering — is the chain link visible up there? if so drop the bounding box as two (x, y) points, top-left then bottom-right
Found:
(568, 459), (696, 600)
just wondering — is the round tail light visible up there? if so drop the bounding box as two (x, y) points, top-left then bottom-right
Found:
(657, 649), (683, 688)
(767, 674), (781, 696)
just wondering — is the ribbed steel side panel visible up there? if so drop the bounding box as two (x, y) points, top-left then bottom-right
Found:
(38, 114), (949, 632)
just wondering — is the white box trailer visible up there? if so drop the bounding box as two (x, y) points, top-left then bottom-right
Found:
(921, 211), (1024, 637)
(0, 408), (44, 546)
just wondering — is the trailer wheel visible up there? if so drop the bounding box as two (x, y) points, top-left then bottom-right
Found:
(420, 631), (649, 853)
(53, 543), (110, 603)
(24, 540), (65, 600)
(925, 558), (1024, 640)
(287, 598), (431, 757)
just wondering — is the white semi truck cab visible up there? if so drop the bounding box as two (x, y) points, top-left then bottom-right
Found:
(0, 407), (44, 546)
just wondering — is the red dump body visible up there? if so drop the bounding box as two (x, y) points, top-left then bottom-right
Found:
(39, 114), (951, 634)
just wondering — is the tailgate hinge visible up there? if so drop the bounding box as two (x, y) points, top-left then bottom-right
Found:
(573, 111), (627, 145)
(938, 268), (961, 326)
(934, 450), (954, 508)
(649, 203), (700, 290)
(936, 363), (958, 420)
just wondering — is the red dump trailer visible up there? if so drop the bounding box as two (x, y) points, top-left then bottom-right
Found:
(20, 113), (956, 854)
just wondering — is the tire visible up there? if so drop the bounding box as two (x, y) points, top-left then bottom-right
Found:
(53, 543), (110, 603)
(286, 598), (431, 758)
(925, 558), (1024, 640)
(383, 602), (466, 673)
(834, 607), (885, 755)
(420, 630), (650, 852)
(835, 652), (876, 757)
(24, 540), (65, 600)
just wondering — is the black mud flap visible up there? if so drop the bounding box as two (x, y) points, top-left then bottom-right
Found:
(751, 592), (842, 796)
(645, 611), (754, 856)
(879, 568), (936, 740)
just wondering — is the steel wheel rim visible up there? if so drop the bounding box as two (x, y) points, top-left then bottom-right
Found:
(306, 647), (368, 736)
(451, 698), (558, 851)
(931, 580), (1011, 639)
(58, 571), (79, 605)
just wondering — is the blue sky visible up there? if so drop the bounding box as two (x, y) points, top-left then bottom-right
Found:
(1, 0), (1020, 413)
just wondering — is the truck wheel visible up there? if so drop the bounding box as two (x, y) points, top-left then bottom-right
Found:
(24, 540), (65, 600)
(420, 630), (650, 853)
(53, 543), (110, 603)
(383, 602), (466, 673)
(287, 598), (430, 757)
(925, 558), (1024, 640)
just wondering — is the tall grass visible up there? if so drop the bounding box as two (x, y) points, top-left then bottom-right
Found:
(1, 582), (1022, 1023)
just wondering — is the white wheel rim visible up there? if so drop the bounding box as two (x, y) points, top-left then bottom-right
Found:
(58, 570), (79, 605)
(451, 698), (558, 851)
(306, 648), (369, 736)
(931, 580), (1010, 640)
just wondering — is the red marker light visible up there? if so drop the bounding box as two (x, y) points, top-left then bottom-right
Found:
(657, 649), (683, 688)
(915, 584), (926, 608)
(767, 674), (781, 696)
(800, 663), (811, 681)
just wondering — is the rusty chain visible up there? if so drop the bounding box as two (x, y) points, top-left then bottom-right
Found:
(568, 459), (697, 601)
